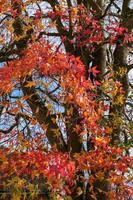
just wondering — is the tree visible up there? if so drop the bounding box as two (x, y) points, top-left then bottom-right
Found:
(0, 0), (133, 199)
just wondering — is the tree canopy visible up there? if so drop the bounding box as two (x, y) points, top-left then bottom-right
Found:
(0, 0), (133, 199)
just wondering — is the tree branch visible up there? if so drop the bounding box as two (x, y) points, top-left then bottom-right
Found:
(88, 0), (102, 13)
(98, 0), (115, 19)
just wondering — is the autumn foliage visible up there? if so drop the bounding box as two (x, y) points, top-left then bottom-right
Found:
(0, 1), (133, 200)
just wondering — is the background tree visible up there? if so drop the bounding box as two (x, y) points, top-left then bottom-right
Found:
(0, 0), (133, 199)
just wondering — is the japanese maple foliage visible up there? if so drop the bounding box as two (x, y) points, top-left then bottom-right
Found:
(0, 1), (133, 200)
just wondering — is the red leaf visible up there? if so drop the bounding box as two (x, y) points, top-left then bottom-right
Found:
(89, 66), (100, 77)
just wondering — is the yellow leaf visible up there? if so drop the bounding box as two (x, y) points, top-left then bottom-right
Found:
(51, 117), (56, 124)
(51, 129), (60, 137)
(76, 187), (83, 196)
(116, 94), (125, 105)
(25, 81), (36, 88)
(96, 171), (105, 182)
